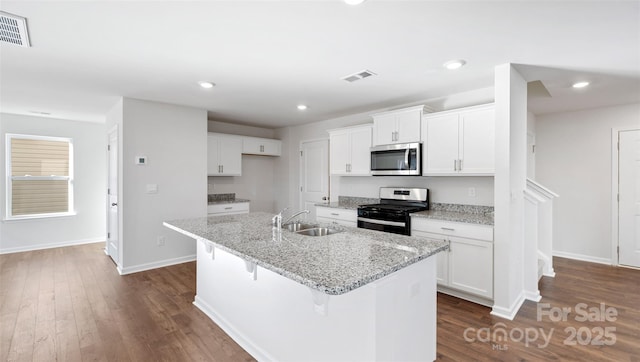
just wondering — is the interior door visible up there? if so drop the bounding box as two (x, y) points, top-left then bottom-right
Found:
(619, 129), (640, 268)
(107, 127), (119, 265)
(300, 139), (329, 222)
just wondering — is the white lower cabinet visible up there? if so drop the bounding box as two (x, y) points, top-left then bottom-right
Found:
(412, 218), (493, 302)
(207, 202), (250, 216)
(315, 206), (357, 227)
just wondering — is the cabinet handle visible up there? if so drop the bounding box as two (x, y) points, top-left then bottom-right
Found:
(441, 227), (455, 231)
(224, 207), (233, 210)
(221, 165), (224, 173)
(331, 213), (339, 216)
(459, 159), (463, 171)
(260, 145), (264, 152)
(453, 160), (457, 171)
(349, 164), (352, 172)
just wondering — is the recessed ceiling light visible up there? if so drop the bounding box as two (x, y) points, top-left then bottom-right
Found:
(443, 59), (466, 70)
(297, 105), (308, 111)
(344, 0), (366, 5)
(198, 81), (215, 89)
(572, 81), (590, 89)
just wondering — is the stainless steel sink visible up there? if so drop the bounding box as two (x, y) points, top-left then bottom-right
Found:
(295, 227), (343, 237)
(284, 222), (317, 232)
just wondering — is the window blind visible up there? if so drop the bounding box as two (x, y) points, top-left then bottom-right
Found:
(9, 137), (72, 217)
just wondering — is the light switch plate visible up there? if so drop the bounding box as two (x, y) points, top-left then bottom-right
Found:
(146, 184), (158, 194)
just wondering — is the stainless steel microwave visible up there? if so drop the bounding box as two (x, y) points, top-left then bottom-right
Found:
(370, 142), (421, 176)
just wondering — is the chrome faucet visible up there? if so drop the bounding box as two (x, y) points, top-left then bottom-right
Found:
(283, 209), (310, 225)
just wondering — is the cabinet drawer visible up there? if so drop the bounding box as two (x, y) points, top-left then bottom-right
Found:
(411, 218), (493, 241)
(316, 206), (357, 223)
(208, 202), (250, 215)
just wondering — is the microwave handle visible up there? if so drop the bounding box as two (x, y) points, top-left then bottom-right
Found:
(404, 148), (409, 168)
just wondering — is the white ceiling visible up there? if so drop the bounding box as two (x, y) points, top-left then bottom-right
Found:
(1, 1), (639, 128)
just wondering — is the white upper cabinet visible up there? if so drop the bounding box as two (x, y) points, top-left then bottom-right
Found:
(422, 103), (495, 176)
(208, 133), (243, 176)
(329, 124), (372, 176)
(372, 105), (425, 145)
(242, 136), (281, 156)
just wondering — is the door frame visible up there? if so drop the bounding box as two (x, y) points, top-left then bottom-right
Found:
(610, 127), (640, 267)
(299, 137), (330, 213)
(107, 124), (122, 271)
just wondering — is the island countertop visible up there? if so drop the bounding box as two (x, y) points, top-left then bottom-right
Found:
(164, 212), (448, 295)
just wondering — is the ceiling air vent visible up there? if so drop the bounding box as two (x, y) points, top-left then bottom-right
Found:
(342, 69), (377, 83)
(0, 11), (31, 47)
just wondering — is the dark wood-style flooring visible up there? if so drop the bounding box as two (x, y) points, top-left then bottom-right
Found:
(1, 242), (638, 361)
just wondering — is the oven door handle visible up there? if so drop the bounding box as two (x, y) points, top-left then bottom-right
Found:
(357, 217), (406, 227)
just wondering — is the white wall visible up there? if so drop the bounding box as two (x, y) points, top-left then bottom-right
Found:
(536, 102), (640, 263)
(492, 64), (528, 319)
(274, 88), (496, 211)
(0, 113), (106, 253)
(207, 120), (279, 212)
(115, 98), (207, 273)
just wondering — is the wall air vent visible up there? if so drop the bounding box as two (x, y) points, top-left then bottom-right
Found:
(342, 69), (377, 83)
(0, 11), (31, 47)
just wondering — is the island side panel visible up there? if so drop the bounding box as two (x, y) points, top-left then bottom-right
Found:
(194, 239), (437, 362)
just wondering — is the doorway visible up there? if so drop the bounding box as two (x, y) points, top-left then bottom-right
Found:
(615, 128), (640, 268)
(107, 126), (120, 266)
(300, 139), (329, 221)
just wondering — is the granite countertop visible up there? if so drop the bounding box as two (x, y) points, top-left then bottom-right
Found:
(164, 212), (448, 295)
(318, 198), (495, 226)
(411, 210), (494, 226)
(207, 198), (250, 205)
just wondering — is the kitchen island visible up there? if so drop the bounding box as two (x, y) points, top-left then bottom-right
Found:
(164, 212), (448, 361)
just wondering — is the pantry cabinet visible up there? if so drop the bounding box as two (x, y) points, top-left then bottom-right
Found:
(412, 217), (494, 303)
(422, 104), (495, 175)
(372, 105), (425, 145)
(208, 133), (242, 176)
(329, 124), (372, 176)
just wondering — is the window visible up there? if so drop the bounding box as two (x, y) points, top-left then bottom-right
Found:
(6, 134), (74, 220)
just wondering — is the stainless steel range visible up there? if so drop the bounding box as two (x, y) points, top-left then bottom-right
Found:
(357, 187), (429, 236)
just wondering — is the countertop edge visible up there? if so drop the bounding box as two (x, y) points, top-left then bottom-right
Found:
(163, 220), (449, 295)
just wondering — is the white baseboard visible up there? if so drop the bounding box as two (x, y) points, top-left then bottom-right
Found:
(491, 291), (526, 321)
(553, 250), (611, 265)
(194, 295), (273, 362)
(119, 254), (196, 275)
(0, 237), (104, 254)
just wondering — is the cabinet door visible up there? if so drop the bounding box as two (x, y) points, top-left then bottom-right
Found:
(348, 126), (372, 175)
(423, 114), (459, 174)
(460, 108), (495, 174)
(218, 136), (242, 176)
(373, 114), (397, 145)
(260, 139), (281, 156)
(449, 237), (493, 298)
(330, 131), (351, 175)
(395, 111), (421, 143)
(412, 228), (449, 285)
(243, 137), (281, 156)
(207, 135), (221, 175)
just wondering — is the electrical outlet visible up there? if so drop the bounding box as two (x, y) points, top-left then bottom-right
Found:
(157, 236), (166, 246)
(468, 187), (476, 197)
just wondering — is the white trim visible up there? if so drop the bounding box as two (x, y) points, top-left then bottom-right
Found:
(490, 291), (526, 320)
(553, 250), (612, 265)
(611, 128), (620, 266)
(0, 237), (103, 254)
(193, 296), (273, 362)
(119, 254), (196, 275)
